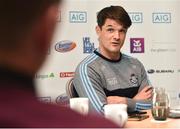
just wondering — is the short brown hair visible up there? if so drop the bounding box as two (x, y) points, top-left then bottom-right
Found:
(97, 6), (132, 29)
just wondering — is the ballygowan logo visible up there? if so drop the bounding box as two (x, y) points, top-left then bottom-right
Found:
(55, 40), (76, 53)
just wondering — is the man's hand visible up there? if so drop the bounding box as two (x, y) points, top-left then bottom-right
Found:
(133, 86), (153, 100)
(107, 96), (127, 104)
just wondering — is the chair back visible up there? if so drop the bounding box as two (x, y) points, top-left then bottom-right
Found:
(66, 78), (79, 98)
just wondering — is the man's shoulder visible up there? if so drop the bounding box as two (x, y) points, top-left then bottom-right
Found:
(121, 53), (142, 65)
(78, 53), (99, 66)
(121, 53), (137, 60)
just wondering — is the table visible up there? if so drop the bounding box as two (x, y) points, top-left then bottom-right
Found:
(125, 110), (180, 128)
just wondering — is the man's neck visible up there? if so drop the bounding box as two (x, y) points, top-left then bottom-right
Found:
(94, 49), (121, 63)
(99, 48), (120, 60)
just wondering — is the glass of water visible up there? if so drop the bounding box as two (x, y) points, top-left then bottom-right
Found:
(151, 87), (169, 120)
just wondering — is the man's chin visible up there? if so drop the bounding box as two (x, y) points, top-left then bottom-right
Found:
(110, 48), (121, 53)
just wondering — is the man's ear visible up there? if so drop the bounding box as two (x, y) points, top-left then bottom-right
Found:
(95, 25), (101, 36)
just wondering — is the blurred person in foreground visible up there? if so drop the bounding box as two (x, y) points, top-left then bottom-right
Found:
(0, 1), (118, 127)
(73, 5), (153, 114)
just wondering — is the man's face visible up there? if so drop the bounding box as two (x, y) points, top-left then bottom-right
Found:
(96, 18), (127, 57)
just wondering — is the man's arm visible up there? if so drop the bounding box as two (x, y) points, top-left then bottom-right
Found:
(106, 86), (153, 104)
(107, 96), (127, 104)
(107, 58), (153, 112)
(107, 86), (153, 111)
(73, 57), (107, 114)
(130, 59), (153, 111)
(133, 86), (153, 100)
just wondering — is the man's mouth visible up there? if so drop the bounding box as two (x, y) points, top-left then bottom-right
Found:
(112, 42), (120, 45)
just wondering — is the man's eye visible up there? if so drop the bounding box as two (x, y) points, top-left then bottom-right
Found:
(107, 28), (114, 32)
(119, 29), (127, 33)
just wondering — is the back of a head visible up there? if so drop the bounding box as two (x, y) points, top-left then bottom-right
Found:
(97, 5), (132, 29)
(0, 0), (61, 50)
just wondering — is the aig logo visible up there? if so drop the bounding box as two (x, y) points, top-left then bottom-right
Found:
(152, 13), (171, 23)
(128, 12), (143, 23)
(69, 11), (87, 23)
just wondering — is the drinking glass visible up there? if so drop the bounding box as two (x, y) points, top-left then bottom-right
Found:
(151, 87), (169, 120)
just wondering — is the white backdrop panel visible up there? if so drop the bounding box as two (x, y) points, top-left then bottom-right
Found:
(35, 0), (180, 106)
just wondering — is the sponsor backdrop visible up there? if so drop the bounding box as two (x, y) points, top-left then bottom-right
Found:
(35, 0), (180, 107)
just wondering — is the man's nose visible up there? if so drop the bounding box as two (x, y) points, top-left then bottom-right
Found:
(114, 31), (120, 40)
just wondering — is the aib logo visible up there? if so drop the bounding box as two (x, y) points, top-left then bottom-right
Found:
(69, 11), (87, 23)
(128, 12), (143, 23)
(83, 37), (95, 53)
(153, 13), (171, 23)
(130, 38), (144, 53)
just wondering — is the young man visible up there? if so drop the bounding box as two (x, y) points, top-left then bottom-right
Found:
(0, 1), (118, 127)
(73, 6), (153, 114)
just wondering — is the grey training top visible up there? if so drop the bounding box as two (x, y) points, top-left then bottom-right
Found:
(73, 49), (152, 115)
